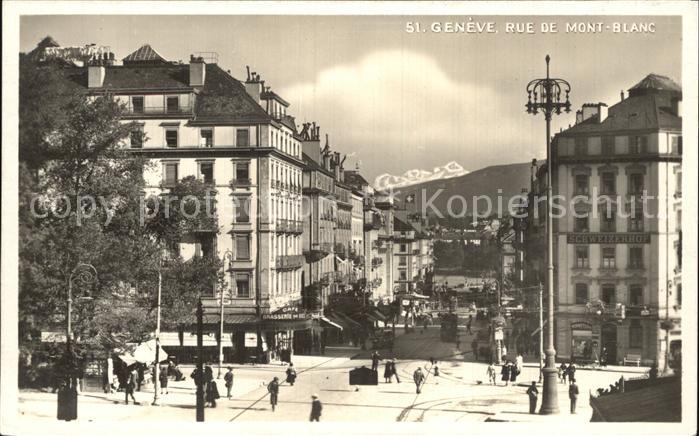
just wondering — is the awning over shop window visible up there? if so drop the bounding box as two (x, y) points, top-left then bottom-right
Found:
(319, 317), (343, 330)
(333, 311), (363, 329)
(368, 308), (387, 321)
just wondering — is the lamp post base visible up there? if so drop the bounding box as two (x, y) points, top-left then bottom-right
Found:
(539, 351), (560, 415)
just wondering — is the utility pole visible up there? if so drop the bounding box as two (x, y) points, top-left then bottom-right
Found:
(152, 259), (162, 405)
(538, 282), (544, 383)
(218, 250), (233, 378)
(526, 54), (571, 414)
(196, 299), (204, 422)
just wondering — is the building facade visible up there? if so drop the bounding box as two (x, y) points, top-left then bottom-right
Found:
(532, 74), (682, 368)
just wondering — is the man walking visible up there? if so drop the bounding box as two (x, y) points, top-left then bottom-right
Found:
(569, 380), (579, 414)
(413, 367), (426, 394)
(224, 366), (234, 399)
(526, 381), (539, 414)
(309, 394), (322, 421)
(125, 367), (137, 405)
(486, 362), (497, 386)
(268, 376), (280, 411)
(371, 351), (382, 372)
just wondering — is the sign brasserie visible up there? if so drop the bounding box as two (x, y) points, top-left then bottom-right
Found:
(261, 312), (314, 321)
(567, 233), (651, 244)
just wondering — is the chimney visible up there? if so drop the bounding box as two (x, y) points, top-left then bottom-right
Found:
(620, 90), (625, 101)
(598, 102), (608, 123)
(87, 57), (105, 88)
(244, 66), (262, 104)
(333, 152), (341, 180)
(581, 103), (599, 122)
(575, 110), (583, 125)
(322, 135), (331, 170)
(189, 55), (206, 87)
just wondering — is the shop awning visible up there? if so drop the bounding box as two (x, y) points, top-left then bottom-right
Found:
(368, 308), (387, 321)
(118, 339), (170, 365)
(333, 311), (363, 329)
(319, 316), (343, 330)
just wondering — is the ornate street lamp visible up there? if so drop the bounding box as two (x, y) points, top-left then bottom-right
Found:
(525, 55), (571, 415)
(218, 250), (233, 378)
(58, 263), (97, 421)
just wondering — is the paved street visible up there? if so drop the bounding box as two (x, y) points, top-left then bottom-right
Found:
(18, 319), (648, 423)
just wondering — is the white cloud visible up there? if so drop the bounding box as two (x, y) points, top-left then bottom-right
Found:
(279, 50), (520, 179)
(374, 161), (470, 190)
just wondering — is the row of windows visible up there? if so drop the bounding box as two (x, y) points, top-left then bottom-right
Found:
(270, 128), (300, 158)
(572, 135), (682, 156)
(574, 173), (644, 196)
(272, 161), (302, 193)
(573, 208), (644, 232)
(574, 245), (644, 270)
(574, 283), (644, 306)
(131, 126), (250, 149)
(162, 160), (251, 186)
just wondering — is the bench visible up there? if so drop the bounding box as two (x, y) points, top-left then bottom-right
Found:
(623, 353), (642, 366)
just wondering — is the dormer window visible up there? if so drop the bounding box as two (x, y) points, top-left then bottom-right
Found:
(236, 129), (250, 147)
(166, 96), (179, 114)
(131, 96), (144, 114)
(200, 128), (214, 147)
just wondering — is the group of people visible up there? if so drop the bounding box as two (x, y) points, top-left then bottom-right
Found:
(191, 364), (220, 407)
(558, 362), (577, 384)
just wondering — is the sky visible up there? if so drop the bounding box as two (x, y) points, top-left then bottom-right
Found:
(20, 15), (682, 186)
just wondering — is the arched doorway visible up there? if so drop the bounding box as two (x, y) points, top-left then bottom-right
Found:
(601, 323), (618, 364)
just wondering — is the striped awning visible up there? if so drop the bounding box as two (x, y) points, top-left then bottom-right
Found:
(319, 317), (343, 330)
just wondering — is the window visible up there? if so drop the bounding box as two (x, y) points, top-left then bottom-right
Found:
(628, 173), (644, 195)
(629, 204), (644, 231)
(399, 256), (407, 266)
(236, 129), (250, 147)
(601, 136), (615, 155)
(671, 136), (683, 154)
(164, 162), (178, 186)
(235, 234), (250, 260)
(628, 135), (647, 154)
(166, 96), (179, 113)
(629, 246), (643, 269)
(574, 216), (589, 233)
(235, 273), (250, 297)
(601, 285), (616, 305)
(234, 196), (250, 223)
(574, 137), (587, 156)
(131, 96), (144, 114)
(600, 206), (616, 232)
(400, 244), (407, 252)
(575, 246), (589, 268)
(165, 129), (178, 148)
(399, 270), (407, 281)
(199, 162), (214, 184)
(601, 247), (616, 269)
(676, 284), (682, 306)
(629, 320), (642, 348)
(235, 162), (250, 183)
(200, 128), (213, 147)
(629, 285), (643, 306)
(575, 283), (588, 304)
(198, 235), (215, 259)
(675, 171), (682, 196)
(130, 127), (143, 148)
(601, 173), (616, 195)
(575, 175), (589, 195)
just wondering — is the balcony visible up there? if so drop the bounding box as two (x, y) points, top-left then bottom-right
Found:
(230, 178), (252, 189)
(275, 254), (305, 270)
(277, 219), (303, 234)
(276, 219), (289, 232)
(371, 257), (383, 267)
(123, 104), (194, 117)
(334, 243), (347, 258)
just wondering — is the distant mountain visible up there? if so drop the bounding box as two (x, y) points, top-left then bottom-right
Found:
(374, 161), (469, 191)
(390, 161), (534, 218)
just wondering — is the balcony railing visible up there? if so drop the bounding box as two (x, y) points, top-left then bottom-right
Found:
(124, 104), (194, 116)
(230, 178), (252, 188)
(275, 254), (305, 270)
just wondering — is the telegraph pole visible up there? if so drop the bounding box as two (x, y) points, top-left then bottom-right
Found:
(196, 299), (204, 422)
(538, 282), (544, 383)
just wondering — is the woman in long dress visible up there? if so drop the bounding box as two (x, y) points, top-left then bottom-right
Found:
(501, 361), (511, 386)
(383, 360), (393, 383)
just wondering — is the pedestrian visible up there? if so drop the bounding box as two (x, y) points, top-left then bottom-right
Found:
(429, 356), (435, 366)
(309, 394), (322, 422)
(433, 362), (440, 377)
(125, 367), (137, 405)
(467, 315), (473, 335)
(509, 360), (518, 383)
(559, 362), (568, 384)
(501, 361), (512, 386)
(569, 380), (579, 414)
(204, 364), (214, 384)
(600, 347), (608, 367)
(384, 360), (392, 383)
(286, 363), (297, 386)
(487, 362), (497, 385)
(136, 364), (144, 392)
(649, 361), (659, 379)
(472, 339), (479, 361)
(390, 359), (401, 383)
(501, 345), (508, 361)
(567, 362), (577, 384)
(268, 376), (280, 411)
(159, 364), (169, 395)
(516, 353), (524, 373)
(191, 367), (202, 388)
(206, 379), (220, 408)
(371, 351), (382, 372)
(413, 367), (425, 394)
(224, 366), (234, 399)
(526, 381), (539, 414)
